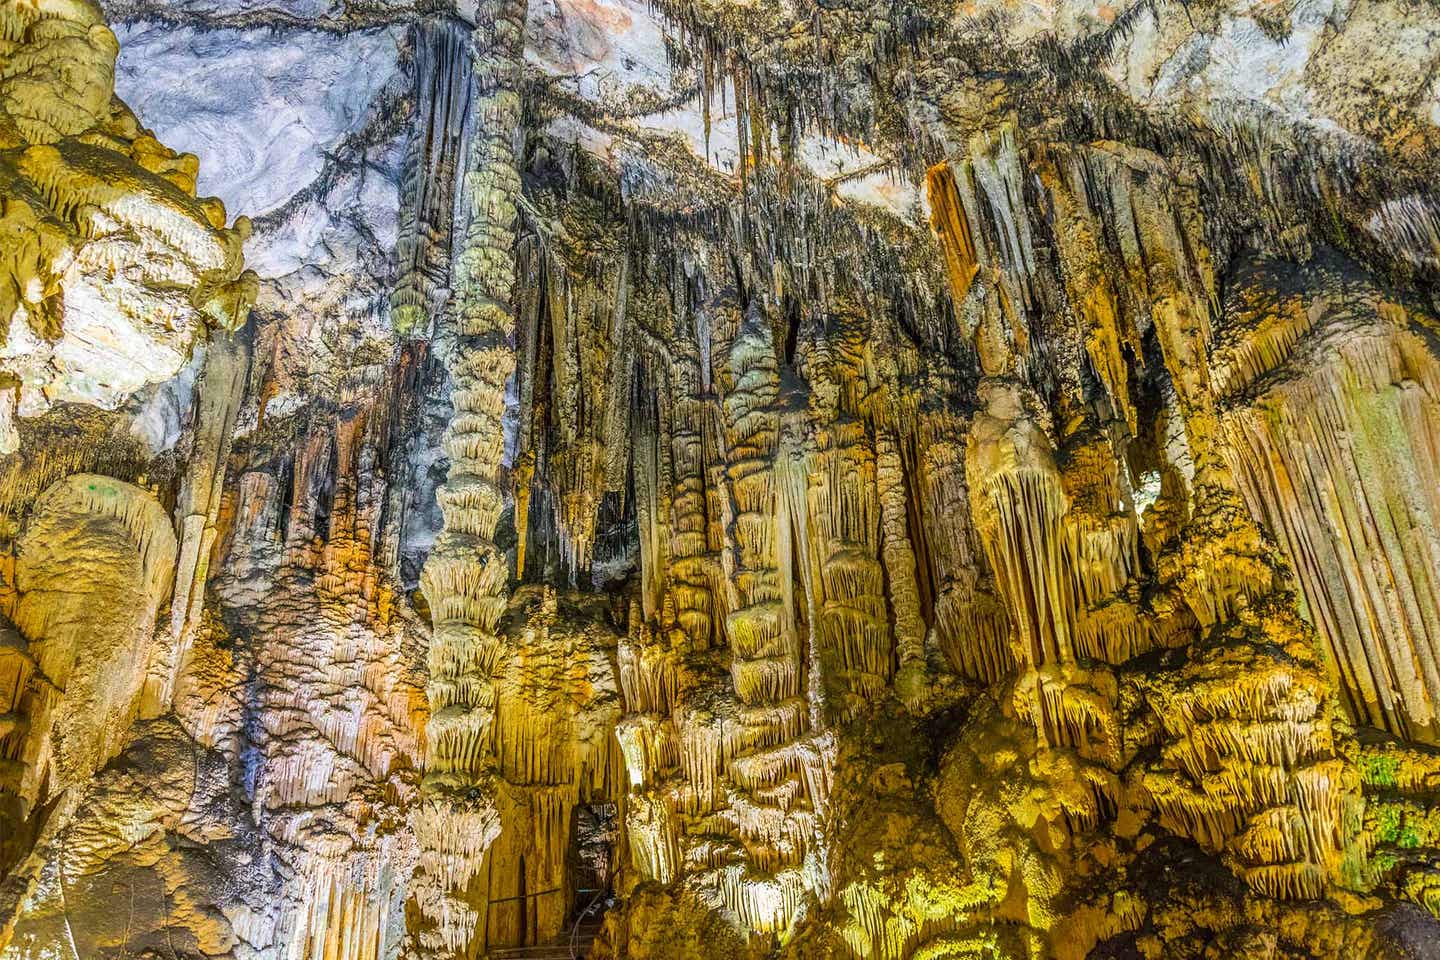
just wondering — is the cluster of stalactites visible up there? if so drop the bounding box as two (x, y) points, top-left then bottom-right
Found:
(910, 398), (1013, 686)
(391, 18), (473, 339)
(925, 116), (1368, 910)
(613, 274), (868, 941)
(1063, 150), (1366, 902)
(799, 308), (895, 718)
(595, 98), (1426, 951)
(612, 297), (733, 924)
(1215, 255), (1440, 748)
(201, 370), (427, 960)
(509, 230), (634, 585)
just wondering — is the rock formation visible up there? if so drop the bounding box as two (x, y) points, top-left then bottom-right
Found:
(4, 0), (1440, 958)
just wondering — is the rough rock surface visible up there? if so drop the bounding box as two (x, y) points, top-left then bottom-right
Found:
(4, 0), (1440, 958)
(0, 0), (254, 436)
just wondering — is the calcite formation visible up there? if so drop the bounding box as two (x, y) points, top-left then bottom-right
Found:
(0, 0), (255, 430)
(6, 0), (1440, 958)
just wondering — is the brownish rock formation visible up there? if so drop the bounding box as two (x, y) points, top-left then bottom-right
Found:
(4, 0), (1440, 958)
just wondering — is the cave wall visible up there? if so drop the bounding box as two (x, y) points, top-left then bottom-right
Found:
(4, 0), (1440, 958)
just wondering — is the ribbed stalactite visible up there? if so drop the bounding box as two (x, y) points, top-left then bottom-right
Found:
(409, 0), (529, 954)
(964, 380), (1136, 686)
(391, 19), (473, 338)
(801, 308), (892, 719)
(914, 397), (1013, 685)
(967, 401), (1074, 671)
(1215, 254), (1440, 747)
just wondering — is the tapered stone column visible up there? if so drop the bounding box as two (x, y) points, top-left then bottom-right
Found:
(407, 1), (529, 955)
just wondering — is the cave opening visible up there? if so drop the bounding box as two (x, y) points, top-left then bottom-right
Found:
(568, 802), (618, 937)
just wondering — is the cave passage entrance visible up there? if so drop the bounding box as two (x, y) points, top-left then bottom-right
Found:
(568, 802), (617, 923)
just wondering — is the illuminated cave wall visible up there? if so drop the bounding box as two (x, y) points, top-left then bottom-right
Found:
(4, 0), (1440, 958)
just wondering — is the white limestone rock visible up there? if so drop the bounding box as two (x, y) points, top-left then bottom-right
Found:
(112, 23), (405, 219)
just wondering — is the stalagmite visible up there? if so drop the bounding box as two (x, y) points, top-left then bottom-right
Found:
(875, 429), (926, 695)
(709, 303), (817, 934)
(8, 475), (176, 808)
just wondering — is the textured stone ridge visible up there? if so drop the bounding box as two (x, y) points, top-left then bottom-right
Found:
(0, 0), (256, 429)
(5, 0), (1440, 958)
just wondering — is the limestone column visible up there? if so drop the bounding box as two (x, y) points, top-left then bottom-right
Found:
(408, 1), (529, 954)
(711, 305), (816, 935)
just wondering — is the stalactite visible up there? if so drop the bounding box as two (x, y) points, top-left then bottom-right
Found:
(1216, 254), (1440, 746)
(1037, 147), (1144, 435)
(143, 333), (250, 718)
(801, 307), (892, 718)
(913, 397), (1014, 684)
(926, 162), (979, 305)
(391, 19), (472, 339)
(968, 380), (1074, 671)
